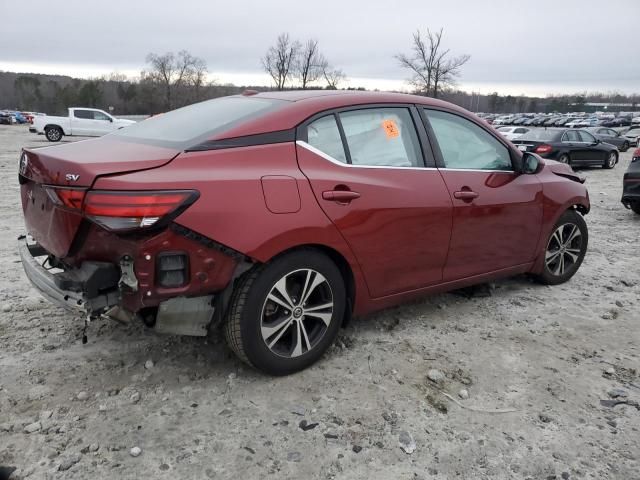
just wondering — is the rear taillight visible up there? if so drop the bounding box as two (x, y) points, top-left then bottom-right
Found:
(44, 187), (198, 232)
(534, 144), (553, 154)
(45, 187), (86, 210)
(84, 190), (198, 231)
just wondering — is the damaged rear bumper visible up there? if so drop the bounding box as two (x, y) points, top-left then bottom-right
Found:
(18, 240), (119, 314)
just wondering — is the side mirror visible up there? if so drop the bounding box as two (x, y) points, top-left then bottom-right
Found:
(522, 152), (541, 174)
(108, 117), (113, 122)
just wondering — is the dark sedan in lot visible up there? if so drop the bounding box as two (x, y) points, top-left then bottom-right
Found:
(511, 128), (619, 168)
(622, 147), (640, 214)
(586, 127), (631, 152)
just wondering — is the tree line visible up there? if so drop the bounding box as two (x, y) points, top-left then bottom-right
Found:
(1, 28), (638, 115)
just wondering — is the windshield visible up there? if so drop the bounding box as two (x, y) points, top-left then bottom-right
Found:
(111, 96), (285, 148)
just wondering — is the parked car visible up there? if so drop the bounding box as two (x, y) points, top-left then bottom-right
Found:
(565, 118), (586, 128)
(18, 91), (590, 374)
(621, 147), (640, 214)
(496, 126), (530, 140)
(31, 108), (136, 141)
(0, 112), (13, 125)
(620, 126), (640, 147)
(602, 118), (631, 128)
(586, 127), (631, 151)
(511, 128), (619, 168)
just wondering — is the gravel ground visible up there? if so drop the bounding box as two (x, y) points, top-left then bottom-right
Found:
(0, 125), (638, 480)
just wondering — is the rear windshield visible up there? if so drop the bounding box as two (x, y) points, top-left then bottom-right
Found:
(519, 130), (560, 141)
(111, 96), (285, 148)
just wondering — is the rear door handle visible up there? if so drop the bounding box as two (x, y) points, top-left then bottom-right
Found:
(453, 190), (479, 201)
(322, 190), (361, 202)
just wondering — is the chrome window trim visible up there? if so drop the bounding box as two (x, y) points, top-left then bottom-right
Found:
(296, 141), (514, 173)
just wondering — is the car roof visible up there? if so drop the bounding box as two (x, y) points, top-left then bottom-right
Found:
(216, 90), (471, 139)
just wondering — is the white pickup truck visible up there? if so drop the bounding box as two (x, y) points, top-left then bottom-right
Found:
(31, 108), (136, 142)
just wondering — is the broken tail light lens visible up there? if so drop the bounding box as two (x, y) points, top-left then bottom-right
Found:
(83, 190), (199, 232)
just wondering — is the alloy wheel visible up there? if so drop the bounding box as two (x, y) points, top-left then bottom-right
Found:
(260, 268), (334, 358)
(607, 152), (616, 168)
(545, 223), (583, 276)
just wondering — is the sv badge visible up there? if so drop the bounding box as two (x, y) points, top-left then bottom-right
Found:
(66, 174), (80, 182)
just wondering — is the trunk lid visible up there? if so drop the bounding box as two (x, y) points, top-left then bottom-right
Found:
(20, 137), (180, 258)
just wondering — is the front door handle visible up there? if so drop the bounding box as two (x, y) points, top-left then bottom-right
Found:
(322, 190), (361, 202)
(453, 190), (479, 201)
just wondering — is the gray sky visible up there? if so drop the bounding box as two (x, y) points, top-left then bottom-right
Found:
(1, 0), (638, 96)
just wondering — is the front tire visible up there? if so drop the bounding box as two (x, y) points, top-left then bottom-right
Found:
(603, 151), (617, 169)
(621, 141), (629, 152)
(45, 126), (62, 142)
(533, 210), (588, 285)
(224, 250), (346, 375)
(630, 202), (640, 215)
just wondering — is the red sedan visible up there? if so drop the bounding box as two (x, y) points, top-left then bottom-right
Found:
(18, 91), (590, 375)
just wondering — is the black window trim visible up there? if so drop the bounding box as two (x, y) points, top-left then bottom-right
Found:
(420, 107), (517, 172)
(296, 103), (437, 169)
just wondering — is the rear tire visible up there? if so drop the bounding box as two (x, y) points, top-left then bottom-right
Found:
(621, 141), (630, 152)
(631, 202), (640, 215)
(603, 151), (617, 169)
(533, 209), (588, 285)
(558, 153), (570, 164)
(224, 250), (346, 375)
(45, 126), (62, 142)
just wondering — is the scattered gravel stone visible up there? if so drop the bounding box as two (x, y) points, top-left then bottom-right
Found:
(604, 367), (616, 375)
(291, 405), (306, 416)
(398, 431), (416, 454)
(1, 303), (11, 313)
(98, 404), (107, 412)
(427, 369), (445, 383)
(39, 410), (53, 420)
(287, 451), (302, 462)
(130, 392), (141, 404)
(608, 388), (628, 399)
(298, 420), (318, 431)
(615, 300), (624, 308)
(77, 391), (89, 401)
(352, 445), (362, 453)
(606, 419), (617, 428)
(458, 389), (469, 400)
(144, 360), (154, 370)
(58, 453), (81, 471)
(130, 446), (142, 457)
(23, 422), (41, 434)
(538, 413), (554, 423)
(88, 443), (99, 452)
(159, 464), (170, 471)
(561, 472), (570, 480)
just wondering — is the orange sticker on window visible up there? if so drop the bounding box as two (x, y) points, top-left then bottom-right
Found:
(382, 119), (400, 139)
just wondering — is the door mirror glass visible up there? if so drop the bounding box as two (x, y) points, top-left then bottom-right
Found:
(522, 152), (540, 174)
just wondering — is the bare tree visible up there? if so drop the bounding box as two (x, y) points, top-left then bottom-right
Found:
(432, 52), (470, 98)
(295, 39), (328, 89)
(262, 33), (300, 90)
(396, 28), (469, 98)
(143, 50), (208, 109)
(322, 67), (346, 90)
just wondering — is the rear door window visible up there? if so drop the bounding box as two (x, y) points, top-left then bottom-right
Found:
(424, 109), (512, 171)
(306, 115), (347, 163)
(338, 108), (422, 167)
(563, 131), (580, 142)
(74, 110), (93, 119)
